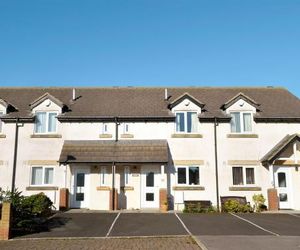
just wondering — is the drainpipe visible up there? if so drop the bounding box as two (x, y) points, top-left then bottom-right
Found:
(115, 117), (120, 142)
(112, 161), (116, 210)
(12, 117), (22, 192)
(214, 117), (220, 212)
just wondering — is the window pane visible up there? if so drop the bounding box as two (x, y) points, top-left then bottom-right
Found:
(232, 167), (243, 185)
(146, 172), (154, 187)
(77, 173), (85, 187)
(124, 167), (130, 185)
(176, 113), (185, 132)
(246, 168), (255, 184)
(101, 167), (106, 185)
(48, 113), (57, 132)
(278, 173), (286, 187)
(230, 112), (241, 133)
(146, 193), (154, 201)
(187, 112), (198, 133)
(44, 168), (54, 184)
(35, 112), (47, 133)
(189, 167), (199, 185)
(177, 168), (186, 184)
(31, 167), (43, 185)
(243, 113), (252, 132)
(102, 123), (108, 134)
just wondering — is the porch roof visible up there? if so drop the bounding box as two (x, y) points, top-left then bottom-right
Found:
(261, 134), (300, 165)
(59, 140), (169, 164)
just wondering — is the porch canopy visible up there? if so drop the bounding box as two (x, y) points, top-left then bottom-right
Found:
(261, 134), (300, 165)
(59, 140), (169, 164)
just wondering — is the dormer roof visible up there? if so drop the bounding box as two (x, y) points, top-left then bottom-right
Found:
(0, 98), (18, 112)
(168, 92), (205, 109)
(221, 92), (260, 111)
(29, 92), (64, 109)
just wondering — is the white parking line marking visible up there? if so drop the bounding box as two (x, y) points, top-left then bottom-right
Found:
(174, 213), (209, 250)
(230, 213), (280, 236)
(106, 212), (121, 237)
(288, 213), (300, 218)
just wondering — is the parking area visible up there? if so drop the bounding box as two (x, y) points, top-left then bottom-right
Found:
(13, 211), (300, 249)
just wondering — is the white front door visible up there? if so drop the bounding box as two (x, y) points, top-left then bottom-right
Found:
(274, 167), (292, 209)
(73, 169), (90, 208)
(141, 167), (160, 209)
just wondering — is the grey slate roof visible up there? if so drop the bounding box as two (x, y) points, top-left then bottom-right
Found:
(59, 140), (169, 163)
(261, 134), (300, 164)
(0, 87), (300, 121)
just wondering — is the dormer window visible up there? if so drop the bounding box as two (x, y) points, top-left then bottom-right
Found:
(35, 111), (58, 134)
(230, 112), (252, 133)
(175, 111), (198, 133)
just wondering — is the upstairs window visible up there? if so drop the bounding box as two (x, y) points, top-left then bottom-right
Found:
(230, 112), (252, 133)
(123, 123), (130, 134)
(177, 166), (200, 185)
(102, 123), (108, 134)
(175, 112), (198, 133)
(35, 111), (58, 134)
(0, 111), (3, 133)
(232, 166), (255, 186)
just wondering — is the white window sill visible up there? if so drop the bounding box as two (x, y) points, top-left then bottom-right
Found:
(229, 186), (261, 191)
(173, 186), (205, 191)
(171, 133), (203, 138)
(31, 134), (62, 138)
(227, 133), (258, 138)
(26, 186), (58, 191)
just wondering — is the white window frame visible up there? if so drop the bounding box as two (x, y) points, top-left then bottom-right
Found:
(34, 111), (58, 134)
(102, 123), (109, 134)
(175, 111), (198, 134)
(230, 111), (253, 134)
(123, 123), (130, 134)
(100, 166), (108, 186)
(124, 166), (131, 186)
(0, 111), (4, 134)
(232, 166), (256, 186)
(30, 166), (55, 186)
(176, 165), (200, 186)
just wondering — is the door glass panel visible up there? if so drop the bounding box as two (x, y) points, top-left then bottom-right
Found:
(146, 193), (154, 201)
(146, 172), (154, 187)
(77, 173), (85, 187)
(278, 173), (286, 187)
(76, 193), (84, 201)
(279, 193), (288, 202)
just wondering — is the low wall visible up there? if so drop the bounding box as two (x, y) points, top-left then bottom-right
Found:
(0, 202), (11, 240)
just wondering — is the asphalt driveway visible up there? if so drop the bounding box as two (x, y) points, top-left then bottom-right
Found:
(15, 211), (300, 250)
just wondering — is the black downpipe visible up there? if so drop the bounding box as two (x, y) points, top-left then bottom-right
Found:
(112, 162), (116, 210)
(115, 117), (119, 142)
(214, 117), (220, 212)
(11, 118), (20, 192)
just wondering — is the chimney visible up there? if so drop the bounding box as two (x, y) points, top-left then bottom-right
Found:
(164, 88), (168, 101)
(72, 88), (76, 101)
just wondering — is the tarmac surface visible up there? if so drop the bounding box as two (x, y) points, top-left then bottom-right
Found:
(5, 211), (300, 250)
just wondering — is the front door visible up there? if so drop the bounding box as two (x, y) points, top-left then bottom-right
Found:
(141, 167), (159, 209)
(274, 167), (292, 209)
(73, 169), (89, 208)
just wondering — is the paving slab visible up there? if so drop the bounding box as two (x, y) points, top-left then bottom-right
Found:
(18, 212), (117, 238)
(0, 236), (200, 250)
(109, 213), (187, 236)
(178, 213), (271, 235)
(239, 213), (300, 236)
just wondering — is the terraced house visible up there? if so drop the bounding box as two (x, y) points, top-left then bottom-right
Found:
(0, 87), (300, 211)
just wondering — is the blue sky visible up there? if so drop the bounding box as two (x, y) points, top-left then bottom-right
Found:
(0, 1), (299, 97)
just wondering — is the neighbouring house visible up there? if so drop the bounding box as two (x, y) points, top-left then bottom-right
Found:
(0, 87), (300, 211)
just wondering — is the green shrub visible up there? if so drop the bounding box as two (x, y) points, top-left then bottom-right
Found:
(183, 205), (217, 213)
(0, 189), (53, 232)
(223, 199), (253, 213)
(252, 194), (266, 212)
